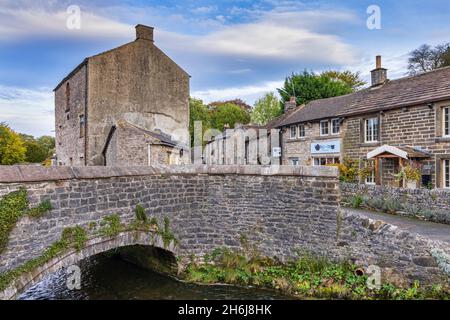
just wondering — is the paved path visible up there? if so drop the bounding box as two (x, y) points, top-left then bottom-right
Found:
(344, 207), (450, 244)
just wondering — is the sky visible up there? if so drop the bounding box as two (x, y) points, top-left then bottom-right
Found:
(0, 0), (449, 137)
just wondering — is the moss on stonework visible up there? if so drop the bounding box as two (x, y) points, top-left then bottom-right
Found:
(0, 188), (52, 254)
(0, 225), (87, 292)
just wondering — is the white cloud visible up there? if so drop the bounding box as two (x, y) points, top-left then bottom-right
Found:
(0, 5), (132, 41)
(191, 6), (217, 14)
(191, 80), (283, 105)
(0, 85), (54, 137)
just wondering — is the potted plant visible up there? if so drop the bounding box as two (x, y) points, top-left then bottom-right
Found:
(394, 163), (421, 189)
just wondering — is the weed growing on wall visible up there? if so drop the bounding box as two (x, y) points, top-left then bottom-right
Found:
(98, 214), (123, 238)
(0, 225), (87, 291)
(0, 188), (52, 253)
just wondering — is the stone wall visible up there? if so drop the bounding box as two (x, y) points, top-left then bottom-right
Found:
(54, 64), (87, 166)
(281, 121), (342, 166)
(0, 166), (448, 292)
(341, 182), (450, 224)
(342, 102), (450, 188)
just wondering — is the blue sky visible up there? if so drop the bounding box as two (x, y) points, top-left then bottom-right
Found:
(0, 0), (449, 137)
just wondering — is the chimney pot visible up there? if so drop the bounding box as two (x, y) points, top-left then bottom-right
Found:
(376, 55), (382, 69)
(135, 24), (154, 42)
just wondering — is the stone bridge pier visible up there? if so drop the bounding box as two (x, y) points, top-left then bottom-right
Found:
(0, 165), (448, 299)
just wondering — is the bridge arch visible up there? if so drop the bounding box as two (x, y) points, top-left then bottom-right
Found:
(0, 231), (178, 300)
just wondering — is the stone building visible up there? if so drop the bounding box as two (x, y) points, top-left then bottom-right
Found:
(277, 56), (450, 189)
(54, 24), (190, 166)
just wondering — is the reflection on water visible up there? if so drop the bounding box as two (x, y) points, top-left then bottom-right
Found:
(19, 254), (290, 300)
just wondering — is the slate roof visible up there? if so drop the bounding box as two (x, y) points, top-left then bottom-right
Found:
(278, 66), (450, 127)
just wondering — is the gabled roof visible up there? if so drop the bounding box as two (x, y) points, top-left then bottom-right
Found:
(278, 66), (450, 127)
(367, 145), (431, 160)
(117, 120), (186, 149)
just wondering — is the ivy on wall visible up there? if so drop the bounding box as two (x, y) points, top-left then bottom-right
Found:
(0, 188), (52, 254)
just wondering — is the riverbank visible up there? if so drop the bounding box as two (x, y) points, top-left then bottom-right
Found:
(181, 247), (450, 300)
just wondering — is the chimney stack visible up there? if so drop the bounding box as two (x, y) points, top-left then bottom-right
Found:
(284, 96), (297, 113)
(371, 55), (387, 87)
(135, 24), (154, 42)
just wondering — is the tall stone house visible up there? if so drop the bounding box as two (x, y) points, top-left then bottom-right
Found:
(54, 25), (190, 166)
(277, 56), (450, 189)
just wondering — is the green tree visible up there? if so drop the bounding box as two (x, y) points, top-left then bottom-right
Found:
(37, 136), (55, 157)
(278, 70), (353, 108)
(19, 134), (55, 163)
(209, 103), (251, 131)
(320, 70), (366, 91)
(408, 43), (450, 75)
(189, 97), (211, 147)
(0, 123), (26, 165)
(251, 92), (282, 126)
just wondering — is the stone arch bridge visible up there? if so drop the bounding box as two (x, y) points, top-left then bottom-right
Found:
(0, 165), (448, 299)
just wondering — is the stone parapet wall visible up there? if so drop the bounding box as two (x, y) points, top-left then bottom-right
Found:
(341, 182), (450, 224)
(0, 165), (448, 294)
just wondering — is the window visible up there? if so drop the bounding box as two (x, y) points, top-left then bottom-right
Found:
(444, 107), (450, 137)
(290, 158), (299, 166)
(79, 115), (85, 138)
(313, 157), (340, 166)
(290, 126), (297, 139)
(331, 118), (340, 135)
(365, 117), (379, 143)
(444, 159), (450, 189)
(365, 169), (376, 185)
(364, 160), (376, 185)
(298, 124), (305, 138)
(65, 82), (70, 112)
(320, 121), (329, 136)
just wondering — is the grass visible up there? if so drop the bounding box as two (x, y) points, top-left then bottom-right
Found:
(184, 248), (450, 300)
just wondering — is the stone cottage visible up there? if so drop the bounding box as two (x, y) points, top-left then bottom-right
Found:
(277, 56), (450, 189)
(54, 24), (190, 166)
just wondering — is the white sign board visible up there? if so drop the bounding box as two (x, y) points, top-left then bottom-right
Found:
(311, 139), (340, 154)
(272, 147), (282, 158)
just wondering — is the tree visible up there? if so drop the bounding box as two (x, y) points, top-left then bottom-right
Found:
(208, 99), (252, 112)
(37, 136), (55, 157)
(19, 134), (55, 163)
(251, 92), (282, 126)
(209, 103), (251, 132)
(320, 70), (366, 91)
(0, 123), (26, 165)
(278, 70), (353, 108)
(189, 97), (211, 147)
(408, 43), (450, 75)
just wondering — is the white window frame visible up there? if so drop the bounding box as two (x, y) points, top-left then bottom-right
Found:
(320, 120), (329, 136)
(298, 124), (305, 138)
(444, 159), (450, 189)
(290, 125), (297, 139)
(365, 117), (379, 143)
(331, 118), (340, 135)
(290, 158), (299, 166)
(313, 157), (340, 166)
(444, 107), (450, 137)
